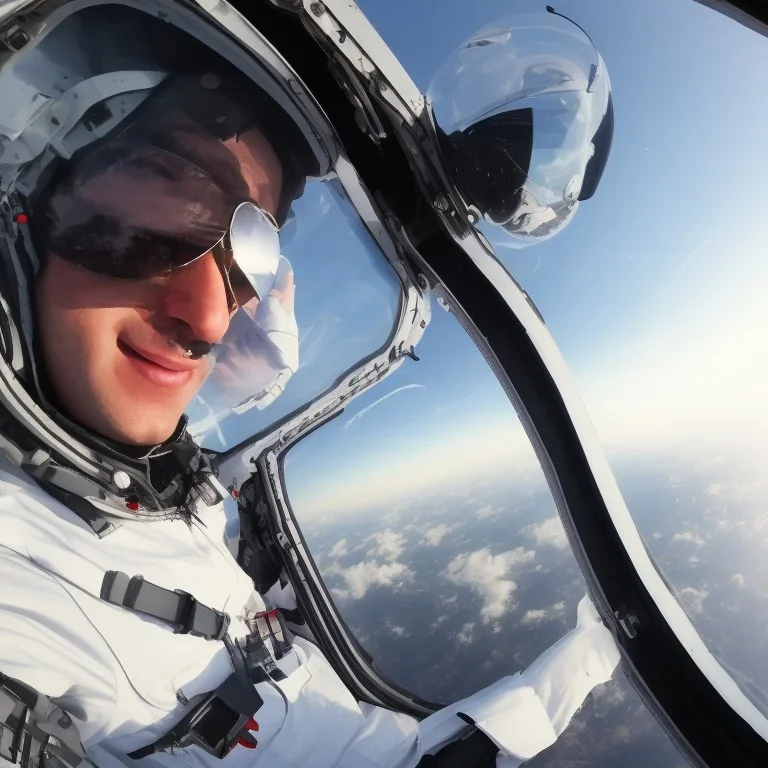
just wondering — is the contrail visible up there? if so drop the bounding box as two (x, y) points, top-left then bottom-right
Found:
(344, 384), (426, 429)
(658, 239), (712, 297)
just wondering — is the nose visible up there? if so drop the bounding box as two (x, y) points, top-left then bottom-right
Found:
(160, 252), (231, 344)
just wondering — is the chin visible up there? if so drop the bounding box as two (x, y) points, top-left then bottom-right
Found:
(103, 412), (183, 447)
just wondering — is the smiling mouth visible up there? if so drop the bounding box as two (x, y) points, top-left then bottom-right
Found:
(118, 339), (197, 389)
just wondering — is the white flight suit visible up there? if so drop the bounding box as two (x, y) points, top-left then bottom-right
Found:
(0, 452), (621, 768)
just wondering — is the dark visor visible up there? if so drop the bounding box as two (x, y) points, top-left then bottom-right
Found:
(41, 140), (238, 280)
(37, 140), (281, 307)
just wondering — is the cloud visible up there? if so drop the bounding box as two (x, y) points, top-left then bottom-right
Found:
(688, 556), (700, 564)
(652, 532), (663, 540)
(333, 560), (413, 600)
(329, 539), (348, 558)
(444, 547), (535, 623)
(475, 504), (499, 519)
(679, 585), (709, 615)
(521, 602), (566, 625)
(455, 622), (475, 645)
(731, 573), (746, 588)
(365, 530), (406, 561)
(672, 531), (705, 547)
(707, 482), (727, 496)
(524, 517), (569, 550)
(424, 523), (457, 547)
(430, 614), (450, 632)
(386, 622), (409, 638)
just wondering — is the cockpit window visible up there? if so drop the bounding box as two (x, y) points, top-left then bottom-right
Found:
(373, 0), (768, 724)
(282, 290), (687, 764)
(283, 304), (601, 702)
(189, 177), (403, 450)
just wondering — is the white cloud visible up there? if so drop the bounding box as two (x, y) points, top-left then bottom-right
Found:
(365, 530), (406, 561)
(444, 547), (535, 623)
(592, 679), (628, 708)
(731, 573), (746, 588)
(679, 585), (709, 615)
(456, 622), (475, 645)
(329, 539), (348, 558)
(688, 556), (699, 564)
(429, 615), (450, 632)
(652, 532), (663, 540)
(706, 482), (727, 496)
(475, 504), (498, 519)
(524, 517), (569, 550)
(386, 622), (409, 638)
(521, 609), (547, 624)
(672, 531), (705, 547)
(430, 614), (450, 632)
(521, 601), (566, 625)
(424, 524), (457, 547)
(334, 560), (413, 599)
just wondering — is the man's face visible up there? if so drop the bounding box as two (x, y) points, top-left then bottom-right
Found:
(35, 127), (284, 445)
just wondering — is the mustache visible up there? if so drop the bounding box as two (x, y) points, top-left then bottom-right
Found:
(135, 329), (218, 363)
(182, 339), (215, 360)
(146, 316), (220, 361)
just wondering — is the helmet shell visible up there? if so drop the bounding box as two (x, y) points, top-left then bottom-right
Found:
(428, 10), (614, 247)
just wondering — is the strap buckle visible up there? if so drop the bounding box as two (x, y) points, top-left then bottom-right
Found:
(185, 696), (253, 758)
(128, 674), (263, 761)
(172, 589), (230, 641)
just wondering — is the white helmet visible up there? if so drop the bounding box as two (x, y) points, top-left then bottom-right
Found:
(428, 7), (614, 246)
(0, 2), (326, 520)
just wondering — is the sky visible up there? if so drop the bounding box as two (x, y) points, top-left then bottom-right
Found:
(353, 0), (768, 457)
(257, 0), (768, 512)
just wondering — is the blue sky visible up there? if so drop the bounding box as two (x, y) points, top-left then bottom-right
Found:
(350, 0), (768, 459)
(356, 0), (768, 363)
(211, 1), (768, 521)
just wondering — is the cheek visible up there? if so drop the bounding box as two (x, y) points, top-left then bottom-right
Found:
(35, 261), (139, 388)
(37, 298), (121, 391)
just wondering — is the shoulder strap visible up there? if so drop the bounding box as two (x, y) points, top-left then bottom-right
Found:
(100, 571), (230, 641)
(0, 673), (91, 768)
(34, 479), (117, 539)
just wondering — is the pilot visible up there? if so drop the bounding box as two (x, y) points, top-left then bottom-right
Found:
(0, 3), (616, 768)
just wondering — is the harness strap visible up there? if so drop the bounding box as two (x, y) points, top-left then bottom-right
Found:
(34, 479), (117, 539)
(0, 673), (90, 768)
(100, 571), (230, 641)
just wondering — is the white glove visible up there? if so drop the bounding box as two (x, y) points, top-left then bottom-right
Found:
(217, 255), (299, 414)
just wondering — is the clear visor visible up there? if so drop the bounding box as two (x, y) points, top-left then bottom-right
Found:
(190, 252), (298, 435)
(187, 176), (404, 451)
(428, 11), (612, 246)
